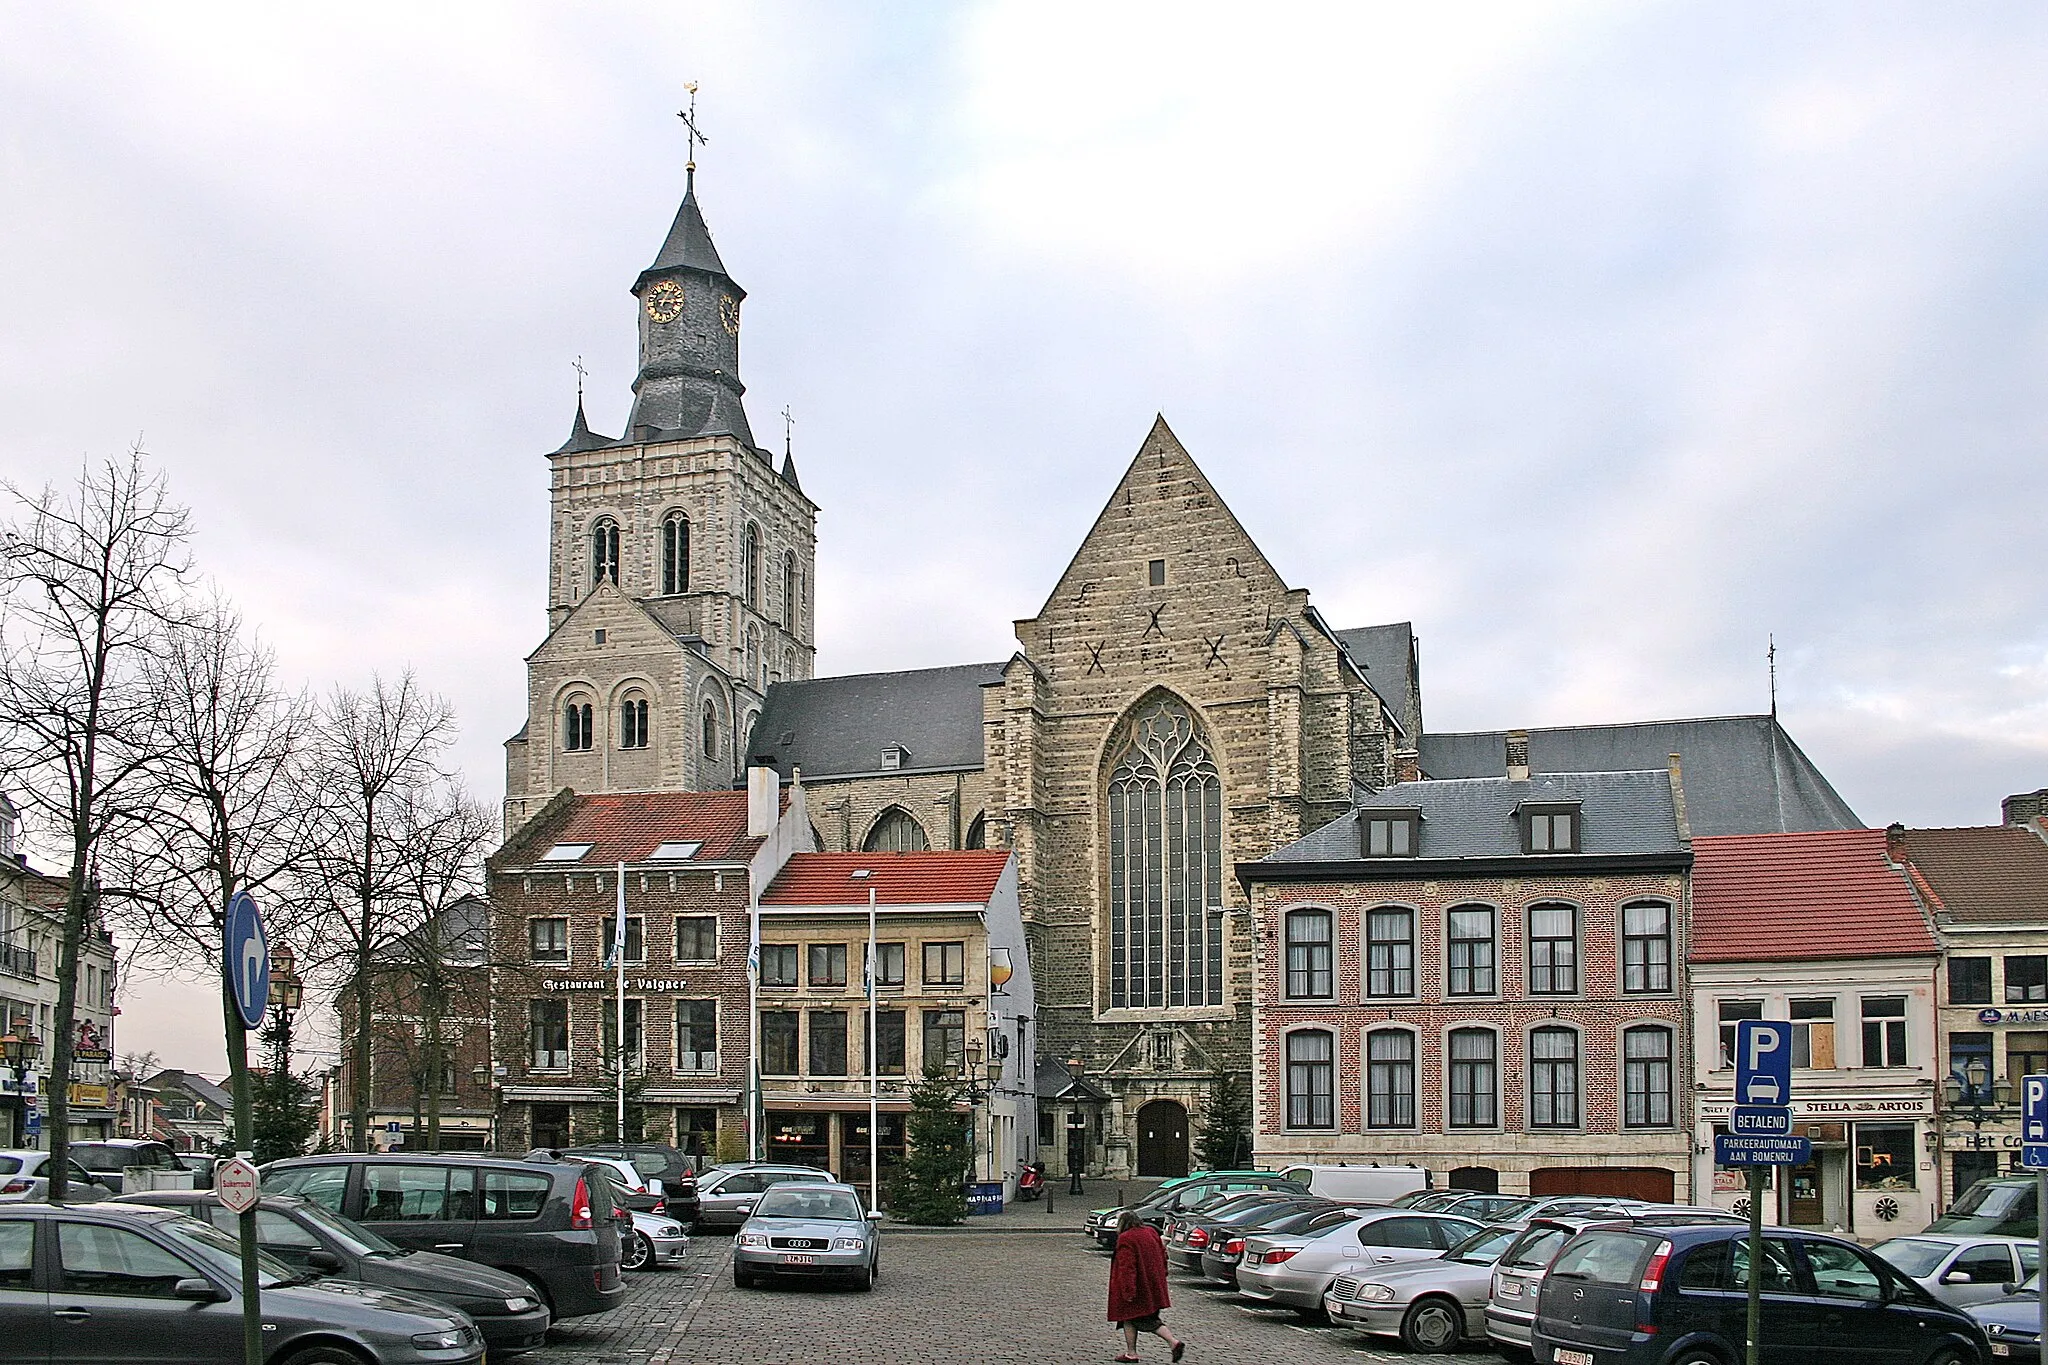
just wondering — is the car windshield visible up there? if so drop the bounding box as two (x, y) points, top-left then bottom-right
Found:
(71, 1147), (131, 1172)
(1873, 1239), (1954, 1279)
(1502, 1227), (1571, 1270)
(292, 1201), (402, 1257)
(1483, 1198), (1539, 1222)
(1449, 1225), (1522, 1264)
(754, 1188), (864, 1222)
(160, 1214), (300, 1288)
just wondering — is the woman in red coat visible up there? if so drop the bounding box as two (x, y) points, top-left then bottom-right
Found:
(1106, 1211), (1186, 1361)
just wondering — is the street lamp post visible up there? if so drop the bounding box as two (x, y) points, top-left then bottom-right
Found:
(1, 1023), (44, 1150)
(471, 1062), (508, 1150)
(1066, 1055), (1088, 1196)
(1945, 1059), (2014, 1173)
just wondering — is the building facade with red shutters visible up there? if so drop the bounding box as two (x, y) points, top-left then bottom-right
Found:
(484, 770), (813, 1158)
(1688, 828), (1941, 1234)
(1240, 752), (1694, 1200)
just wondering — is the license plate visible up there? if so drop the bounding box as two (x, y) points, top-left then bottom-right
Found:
(1557, 1352), (1594, 1365)
(1499, 1281), (1522, 1298)
(1992, 1347), (2010, 1358)
(781, 1254), (816, 1265)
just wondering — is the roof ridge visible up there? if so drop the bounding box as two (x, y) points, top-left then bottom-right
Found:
(773, 660), (1008, 687)
(1427, 713), (1777, 739)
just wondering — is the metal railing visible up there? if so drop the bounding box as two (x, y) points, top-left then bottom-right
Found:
(0, 939), (37, 982)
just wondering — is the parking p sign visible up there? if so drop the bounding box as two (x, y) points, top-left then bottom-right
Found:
(2023, 1073), (2048, 1170)
(1736, 1019), (1793, 1105)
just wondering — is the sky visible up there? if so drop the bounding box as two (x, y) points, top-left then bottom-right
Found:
(4, 2), (2045, 1074)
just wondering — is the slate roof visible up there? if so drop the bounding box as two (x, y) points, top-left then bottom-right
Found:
(1895, 824), (2048, 925)
(551, 399), (615, 456)
(1036, 1054), (1110, 1103)
(1418, 715), (1859, 836)
(747, 662), (1008, 781)
(637, 180), (735, 289)
(1335, 623), (1420, 739)
(497, 790), (774, 867)
(1691, 829), (1936, 962)
(143, 1069), (233, 1113)
(760, 851), (1012, 907)
(1266, 769), (1683, 863)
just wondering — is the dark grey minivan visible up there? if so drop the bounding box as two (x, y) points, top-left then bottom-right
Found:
(262, 1152), (626, 1320)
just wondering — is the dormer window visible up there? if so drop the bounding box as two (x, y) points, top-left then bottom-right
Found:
(1521, 802), (1581, 854)
(539, 842), (594, 863)
(1360, 809), (1421, 858)
(649, 841), (701, 861)
(880, 745), (907, 772)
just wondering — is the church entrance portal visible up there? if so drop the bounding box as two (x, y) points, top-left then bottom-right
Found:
(1135, 1100), (1189, 1178)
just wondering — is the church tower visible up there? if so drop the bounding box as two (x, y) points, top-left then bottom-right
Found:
(505, 150), (816, 835)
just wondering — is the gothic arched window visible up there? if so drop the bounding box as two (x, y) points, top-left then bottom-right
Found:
(661, 512), (689, 595)
(1106, 694), (1224, 1009)
(782, 552), (797, 632)
(701, 698), (720, 761)
(562, 698), (594, 752)
(619, 694), (649, 749)
(745, 523), (763, 609)
(863, 808), (929, 852)
(964, 814), (988, 850)
(591, 518), (620, 586)
(746, 626), (762, 691)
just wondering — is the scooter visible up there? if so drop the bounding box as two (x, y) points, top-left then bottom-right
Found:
(1015, 1162), (1047, 1201)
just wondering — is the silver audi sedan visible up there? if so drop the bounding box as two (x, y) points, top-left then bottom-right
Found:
(1236, 1209), (1484, 1311)
(732, 1181), (880, 1290)
(1324, 1222), (1523, 1351)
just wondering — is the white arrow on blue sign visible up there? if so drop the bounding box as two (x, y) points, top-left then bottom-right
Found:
(225, 890), (270, 1032)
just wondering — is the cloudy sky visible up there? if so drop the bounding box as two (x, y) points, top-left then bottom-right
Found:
(5, 2), (2045, 1071)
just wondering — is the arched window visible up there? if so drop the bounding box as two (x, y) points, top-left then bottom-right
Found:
(591, 518), (620, 586)
(1448, 1028), (1497, 1128)
(619, 695), (649, 750)
(863, 808), (929, 852)
(1528, 903), (1579, 995)
(964, 814), (987, 850)
(746, 626), (762, 691)
(1283, 910), (1333, 1000)
(784, 646), (798, 680)
(1285, 1030), (1335, 1130)
(1366, 1029), (1415, 1128)
(701, 698), (720, 761)
(782, 552), (797, 632)
(661, 512), (689, 595)
(1106, 694), (1223, 1009)
(562, 698), (593, 752)
(1623, 1026), (1674, 1128)
(1446, 905), (1496, 997)
(745, 523), (762, 609)
(1366, 907), (1414, 998)
(1529, 1026), (1579, 1128)
(1622, 901), (1672, 994)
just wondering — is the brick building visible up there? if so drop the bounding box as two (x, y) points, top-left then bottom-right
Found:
(1689, 829), (1941, 1234)
(1240, 749), (1693, 1198)
(754, 851), (1035, 1198)
(486, 774), (813, 1156)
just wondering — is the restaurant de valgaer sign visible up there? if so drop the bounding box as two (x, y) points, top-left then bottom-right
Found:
(542, 977), (696, 993)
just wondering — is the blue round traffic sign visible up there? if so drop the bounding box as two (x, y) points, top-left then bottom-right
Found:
(225, 891), (270, 1031)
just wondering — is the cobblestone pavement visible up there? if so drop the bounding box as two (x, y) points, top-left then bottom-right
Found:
(531, 1229), (1495, 1365)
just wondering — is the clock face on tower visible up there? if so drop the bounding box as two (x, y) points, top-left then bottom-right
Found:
(719, 293), (741, 335)
(643, 279), (685, 323)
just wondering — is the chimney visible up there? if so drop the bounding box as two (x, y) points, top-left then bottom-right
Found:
(746, 765), (779, 838)
(1393, 749), (1421, 785)
(1668, 752), (1691, 841)
(2003, 789), (2048, 827)
(1505, 729), (1530, 783)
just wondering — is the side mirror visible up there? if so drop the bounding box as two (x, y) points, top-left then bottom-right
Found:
(173, 1278), (226, 1302)
(867, 1212), (882, 1223)
(2002, 1281), (2020, 1296)
(306, 1250), (343, 1274)
(1941, 1270), (1973, 1285)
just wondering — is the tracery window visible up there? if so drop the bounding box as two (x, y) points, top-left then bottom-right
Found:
(864, 808), (929, 852)
(661, 512), (689, 595)
(1106, 694), (1224, 1009)
(591, 518), (620, 586)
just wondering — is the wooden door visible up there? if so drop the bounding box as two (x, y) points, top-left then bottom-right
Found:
(1135, 1101), (1189, 1177)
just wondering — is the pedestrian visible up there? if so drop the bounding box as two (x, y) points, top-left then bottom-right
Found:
(1106, 1209), (1185, 1361)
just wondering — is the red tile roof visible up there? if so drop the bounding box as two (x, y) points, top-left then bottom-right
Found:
(1895, 824), (2048, 924)
(1690, 829), (1936, 962)
(503, 791), (774, 867)
(761, 852), (1012, 907)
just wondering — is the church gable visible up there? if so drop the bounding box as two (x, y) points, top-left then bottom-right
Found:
(526, 580), (687, 672)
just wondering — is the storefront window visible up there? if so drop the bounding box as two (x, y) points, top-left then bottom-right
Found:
(2009, 1032), (2048, 1091)
(1855, 1123), (1916, 1190)
(765, 1113), (829, 1169)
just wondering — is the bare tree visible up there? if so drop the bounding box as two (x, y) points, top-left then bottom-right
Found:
(0, 451), (192, 1200)
(300, 674), (458, 1152)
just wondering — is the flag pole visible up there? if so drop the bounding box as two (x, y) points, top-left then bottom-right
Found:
(868, 882), (878, 1213)
(615, 861), (627, 1142)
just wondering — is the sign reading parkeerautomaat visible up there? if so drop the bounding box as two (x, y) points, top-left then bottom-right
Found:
(542, 976), (696, 993)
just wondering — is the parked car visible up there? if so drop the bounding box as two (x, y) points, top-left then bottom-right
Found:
(260, 1151), (626, 1320)
(1532, 1221), (1986, 1365)
(1084, 1171), (1310, 1248)
(65, 1139), (186, 1194)
(1324, 1222), (1525, 1352)
(550, 1142), (700, 1223)
(1932, 1176), (2039, 1239)
(1970, 1272), (2045, 1363)
(624, 1207), (689, 1272)
(0, 1149), (113, 1203)
(1486, 1210), (1747, 1357)
(694, 1162), (837, 1230)
(1877, 1234), (2042, 1309)
(1275, 1163), (1431, 1203)
(117, 1188), (553, 1355)
(1433, 1193), (1539, 1224)
(1165, 1192), (1315, 1269)
(175, 1152), (218, 1189)
(1198, 1203), (1369, 1286)
(1235, 1209), (1485, 1311)
(733, 1180), (879, 1290)
(0, 1200), (485, 1363)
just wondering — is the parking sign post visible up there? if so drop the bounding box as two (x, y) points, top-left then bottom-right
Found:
(1733, 1020), (1795, 1365)
(2022, 1074), (2048, 1352)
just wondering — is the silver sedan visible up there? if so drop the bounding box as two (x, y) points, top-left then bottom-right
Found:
(732, 1181), (880, 1290)
(1875, 1234), (2041, 1308)
(1236, 1210), (1484, 1311)
(0, 1149), (112, 1202)
(1323, 1223), (1522, 1351)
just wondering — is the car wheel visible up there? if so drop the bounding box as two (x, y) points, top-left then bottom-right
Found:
(1920, 1351), (1971, 1365)
(733, 1267), (756, 1289)
(1399, 1297), (1463, 1353)
(622, 1231), (653, 1272)
(281, 1347), (373, 1365)
(855, 1259), (876, 1292)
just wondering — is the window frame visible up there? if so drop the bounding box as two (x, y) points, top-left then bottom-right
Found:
(1366, 906), (1416, 999)
(1366, 1027), (1416, 1130)
(527, 917), (569, 965)
(1446, 1027), (1499, 1129)
(760, 943), (800, 989)
(675, 999), (718, 1074)
(759, 1010), (801, 1076)
(1446, 905), (1497, 997)
(869, 941), (906, 989)
(674, 915), (718, 963)
(808, 942), (849, 990)
(1283, 908), (1335, 1001)
(1527, 902), (1580, 996)
(808, 1010), (849, 1076)
(874, 1008), (908, 1075)
(591, 517), (620, 586)
(619, 695), (650, 750)
(2006, 956), (2048, 1005)
(1860, 996), (1908, 1068)
(1528, 1025), (1580, 1129)
(1285, 1028), (1337, 1131)
(598, 914), (646, 965)
(528, 999), (570, 1072)
(922, 940), (966, 988)
(1360, 810), (1421, 858)
(1949, 956), (1993, 1006)
(921, 1008), (965, 1075)
(1622, 1024), (1674, 1128)
(1717, 999), (1763, 1070)
(563, 699), (594, 753)
(660, 511), (690, 595)
(1620, 900), (1672, 994)
(1519, 802), (1582, 854)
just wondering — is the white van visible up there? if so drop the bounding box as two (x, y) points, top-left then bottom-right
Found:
(1277, 1163), (1431, 1203)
